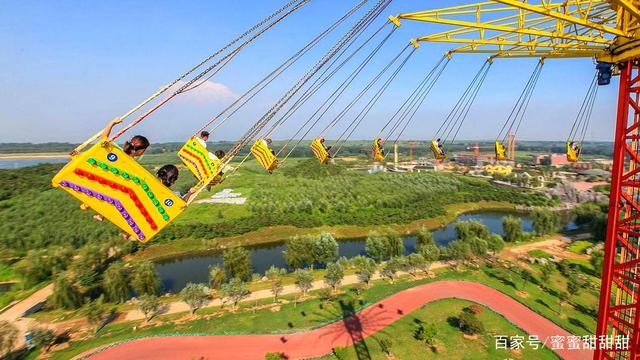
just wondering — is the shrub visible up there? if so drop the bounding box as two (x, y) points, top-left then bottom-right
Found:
(458, 311), (484, 335)
(379, 337), (393, 355)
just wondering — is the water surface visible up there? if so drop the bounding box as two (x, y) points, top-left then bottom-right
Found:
(156, 211), (539, 293)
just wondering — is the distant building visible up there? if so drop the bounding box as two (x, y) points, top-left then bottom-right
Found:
(533, 153), (593, 169)
(549, 154), (571, 167)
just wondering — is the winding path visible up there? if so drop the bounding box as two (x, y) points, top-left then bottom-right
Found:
(85, 281), (592, 360)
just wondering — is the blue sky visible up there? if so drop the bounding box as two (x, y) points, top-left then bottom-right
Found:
(0, 0), (617, 143)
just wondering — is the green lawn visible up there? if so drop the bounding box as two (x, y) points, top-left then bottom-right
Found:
(318, 299), (559, 360)
(0, 262), (16, 282)
(567, 240), (593, 255)
(527, 249), (553, 259)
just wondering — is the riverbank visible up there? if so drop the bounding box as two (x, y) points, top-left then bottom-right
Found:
(132, 201), (517, 262)
(0, 152), (69, 160)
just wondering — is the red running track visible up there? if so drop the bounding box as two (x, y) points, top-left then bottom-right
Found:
(86, 281), (592, 360)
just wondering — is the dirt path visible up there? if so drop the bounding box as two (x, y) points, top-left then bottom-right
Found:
(500, 235), (590, 263)
(0, 284), (54, 347)
(83, 281), (592, 360)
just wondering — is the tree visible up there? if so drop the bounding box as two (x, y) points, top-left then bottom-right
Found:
(70, 244), (109, 293)
(352, 255), (376, 286)
(221, 278), (250, 309)
(180, 283), (209, 314)
(324, 263), (344, 292)
(567, 278), (581, 298)
(385, 231), (404, 258)
(573, 202), (603, 227)
(138, 294), (160, 321)
(71, 244), (109, 276)
(30, 327), (55, 353)
(557, 291), (568, 314)
(14, 247), (73, 286)
(486, 234), (505, 256)
(520, 269), (533, 291)
(294, 268), (314, 296)
(265, 266), (284, 302)
(379, 338), (393, 355)
(130, 261), (159, 296)
(415, 227), (435, 252)
(0, 321), (18, 358)
(590, 214), (608, 242)
(418, 245), (440, 274)
(284, 235), (315, 269)
(103, 261), (130, 303)
(312, 232), (338, 266)
(455, 221), (489, 241)
(591, 250), (604, 274)
(209, 266), (226, 297)
(367, 230), (404, 262)
(458, 311), (484, 335)
(50, 272), (82, 309)
(502, 216), (523, 242)
(403, 253), (425, 277)
(540, 262), (556, 283)
(86, 295), (106, 333)
(365, 232), (388, 262)
(223, 246), (252, 281)
(446, 240), (472, 268)
(468, 237), (489, 257)
(414, 322), (437, 346)
(380, 257), (403, 283)
(14, 251), (49, 286)
(532, 209), (559, 236)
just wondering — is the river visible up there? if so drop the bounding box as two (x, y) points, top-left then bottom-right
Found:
(156, 211), (546, 293)
(0, 158), (68, 169)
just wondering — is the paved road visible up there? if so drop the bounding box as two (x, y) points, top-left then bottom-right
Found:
(86, 281), (592, 360)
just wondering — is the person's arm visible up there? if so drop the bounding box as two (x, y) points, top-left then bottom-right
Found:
(181, 187), (197, 202)
(101, 117), (123, 139)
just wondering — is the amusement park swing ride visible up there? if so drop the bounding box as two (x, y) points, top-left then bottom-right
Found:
(50, 0), (640, 358)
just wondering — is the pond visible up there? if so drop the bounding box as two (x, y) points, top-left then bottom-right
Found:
(156, 211), (547, 293)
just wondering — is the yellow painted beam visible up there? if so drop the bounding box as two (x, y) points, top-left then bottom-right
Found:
(609, 0), (640, 22)
(491, 0), (628, 36)
(417, 36), (607, 50)
(398, 14), (612, 44)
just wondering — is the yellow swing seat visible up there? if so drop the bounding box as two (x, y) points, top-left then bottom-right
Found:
(310, 138), (330, 164)
(495, 140), (506, 161)
(178, 137), (221, 183)
(430, 140), (446, 160)
(372, 139), (385, 162)
(251, 138), (279, 172)
(566, 141), (580, 162)
(52, 141), (186, 243)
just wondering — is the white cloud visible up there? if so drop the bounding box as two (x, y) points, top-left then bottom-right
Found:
(176, 80), (238, 103)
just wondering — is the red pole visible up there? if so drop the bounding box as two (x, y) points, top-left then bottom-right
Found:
(595, 60), (637, 359)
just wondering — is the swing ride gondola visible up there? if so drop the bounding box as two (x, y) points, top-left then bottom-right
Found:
(53, 0), (640, 357)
